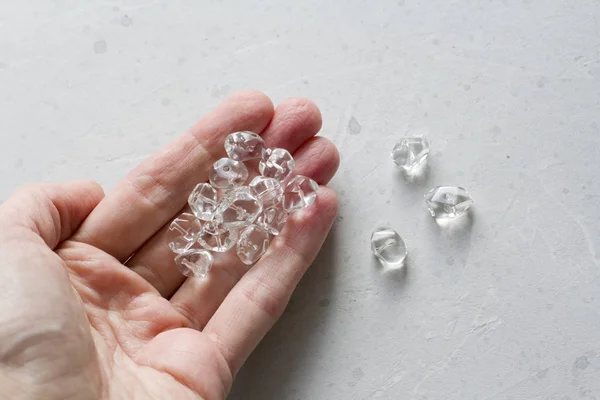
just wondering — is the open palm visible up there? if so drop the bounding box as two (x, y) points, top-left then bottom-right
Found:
(0, 91), (339, 400)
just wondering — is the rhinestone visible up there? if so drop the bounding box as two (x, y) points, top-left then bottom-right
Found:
(168, 213), (201, 253)
(370, 227), (407, 268)
(188, 183), (218, 221)
(391, 136), (430, 173)
(283, 175), (318, 212)
(224, 131), (265, 161)
(175, 249), (214, 278)
(424, 186), (473, 218)
(198, 220), (238, 252)
(259, 148), (295, 181)
(256, 203), (288, 235)
(236, 224), (270, 265)
(249, 176), (283, 208)
(215, 186), (262, 229)
(209, 158), (249, 189)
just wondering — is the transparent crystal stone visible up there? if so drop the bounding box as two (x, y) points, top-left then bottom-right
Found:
(188, 183), (218, 221)
(209, 158), (249, 189)
(391, 136), (430, 172)
(424, 186), (473, 218)
(256, 203), (288, 235)
(175, 249), (214, 278)
(224, 131), (265, 161)
(370, 227), (407, 268)
(215, 186), (262, 229)
(168, 213), (202, 254)
(237, 224), (270, 265)
(249, 176), (283, 208)
(259, 148), (295, 181)
(198, 220), (238, 252)
(283, 175), (318, 212)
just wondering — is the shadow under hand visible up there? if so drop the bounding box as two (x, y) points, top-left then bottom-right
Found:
(229, 226), (340, 400)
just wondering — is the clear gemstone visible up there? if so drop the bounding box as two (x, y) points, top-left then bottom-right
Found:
(215, 186), (262, 229)
(224, 131), (265, 161)
(188, 183), (218, 221)
(198, 220), (238, 252)
(259, 148), (295, 181)
(237, 224), (270, 265)
(256, 203), (288, 235)
(424, 186), (473, 218)
(370, 227), (407, 268)
(391, 136), (430, 172)
(282, 175), (318, 212)
(168, 213), (201, 253)
(209, 158), (249, 189)
(175, 249), (214, 278)
(249, 176), (283, 208)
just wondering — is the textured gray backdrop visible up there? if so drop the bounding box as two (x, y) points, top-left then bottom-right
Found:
(1, 1), (599, 399)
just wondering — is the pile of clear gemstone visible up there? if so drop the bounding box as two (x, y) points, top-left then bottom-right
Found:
(168, 131), (318, 279)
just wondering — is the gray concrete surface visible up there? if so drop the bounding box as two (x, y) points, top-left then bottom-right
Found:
(1, 1), (600, 399)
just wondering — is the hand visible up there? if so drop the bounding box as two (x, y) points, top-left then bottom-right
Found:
(0, 91), (339, 400)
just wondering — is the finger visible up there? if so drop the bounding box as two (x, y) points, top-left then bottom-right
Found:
(72, 90), (274, 261)
(126, 98), (324, 297)
(291, 136), (340, 184)
(136, 329), (232, 400)
(259, 97), (322, 152)
(204, 187), (338, 375)
(169, 138), (339, 329)
(0, 181), (104, 249)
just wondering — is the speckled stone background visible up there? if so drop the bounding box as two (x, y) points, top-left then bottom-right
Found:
(1, 1), (599, 399)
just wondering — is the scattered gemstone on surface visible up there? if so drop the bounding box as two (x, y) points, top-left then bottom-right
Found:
(370, 227), (407, 268)
(249, 176), (283, 208)
(188, 183), (218, 221)
(175, 249), (214, 278)
(259, 148), (295, 181)
(424, 186), (473, 218)
(209, 158), (249, 189)
(215, 186), (262, 229)
(391, 136), (430, 173)
(236, 224), (270, 265)
(224, 131), (265, 161)
(168, 213), (202, 253)
(256, 203), (288, 235)
(198, 220), (238, 252)
(283, 175), (318, 212)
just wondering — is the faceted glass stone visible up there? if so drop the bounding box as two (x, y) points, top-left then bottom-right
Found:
(256, 203), (288, 235)
(209, 158), (249, 189)
(282, 175), (318, 212)
(391, 136), (430, 172)
(215, 186), (262, 229)
(237, 224), (270, 265)
(168, 213), (201, 254)
(259, 148), (295, 182)
(370, 227), (407, 268)
(224, 131), (265, 161)
(198, 220), (238, 252)
(249, 176), (283, 208)
(175, 249), (214, 278)
(188, 183), (218, 221)
(424, 186), (473, 218)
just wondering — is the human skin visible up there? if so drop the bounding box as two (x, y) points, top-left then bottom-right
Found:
(0, 91), (339, 400)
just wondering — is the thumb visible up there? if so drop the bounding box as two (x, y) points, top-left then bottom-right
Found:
(0, 181), (104, 249)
